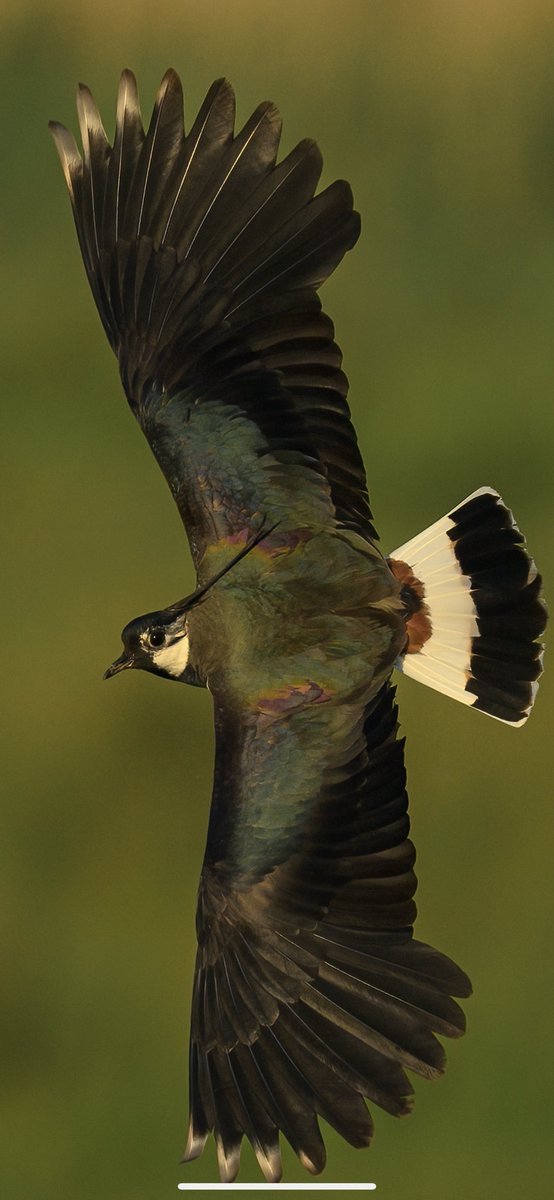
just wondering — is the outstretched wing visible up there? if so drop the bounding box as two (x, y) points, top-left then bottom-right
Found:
(50, 70), (377, 567)
(187, 684), (471, 1182)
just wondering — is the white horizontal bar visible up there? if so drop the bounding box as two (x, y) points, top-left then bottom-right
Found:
(178, 1184), (376, 1191)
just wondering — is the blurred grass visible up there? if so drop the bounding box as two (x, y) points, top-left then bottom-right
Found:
(1, 1), (554, 1196)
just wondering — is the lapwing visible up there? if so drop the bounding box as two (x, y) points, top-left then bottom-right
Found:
(50, 70), (546, 1183)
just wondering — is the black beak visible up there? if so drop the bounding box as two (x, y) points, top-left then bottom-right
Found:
(103, 652), (133, 680)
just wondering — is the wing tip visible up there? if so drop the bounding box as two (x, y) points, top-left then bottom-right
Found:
(49, 120), (82, 195)
(254, 1142), (283, 1183)
(298, 1146), (326, 1175)
(205, 75), (236, 108)
(118, 66), (140, 99)
(154, 66), (184, 109)
(76, 81), (109, 152)
(115, 68), (143, 135)
(180, 1121), (208, 1164)
(215, 1134), (241, 1183)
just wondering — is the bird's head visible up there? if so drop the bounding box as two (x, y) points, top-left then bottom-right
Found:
(104, 610), (191, 681)
(103, 519), (278, 685)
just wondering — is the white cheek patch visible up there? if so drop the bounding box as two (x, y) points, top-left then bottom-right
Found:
(153, 634), (190, 678)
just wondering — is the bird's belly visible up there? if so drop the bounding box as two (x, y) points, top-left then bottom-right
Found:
(205, 602), (404, 719)
(193, 529), (406, 709)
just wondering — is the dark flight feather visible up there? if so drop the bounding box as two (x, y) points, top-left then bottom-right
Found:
(183, 684), (470, 1179)
(104, 70), (144, 248)
(50, 69), (376, 560)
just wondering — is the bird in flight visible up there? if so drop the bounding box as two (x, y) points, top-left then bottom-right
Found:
(50, 70), (546, 1183)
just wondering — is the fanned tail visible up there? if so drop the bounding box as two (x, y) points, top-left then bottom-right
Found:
(390, 488), (547, 725)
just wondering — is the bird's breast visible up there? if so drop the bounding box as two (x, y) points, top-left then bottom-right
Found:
(187, 535), (404, 714)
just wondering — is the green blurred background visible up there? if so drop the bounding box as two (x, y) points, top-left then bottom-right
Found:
(2, 1), (554, 1196)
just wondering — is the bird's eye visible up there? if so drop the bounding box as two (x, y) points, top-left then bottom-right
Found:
(148, 629), (166, 649)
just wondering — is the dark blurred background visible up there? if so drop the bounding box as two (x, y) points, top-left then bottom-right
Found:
(2, 1), (553, 1196)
